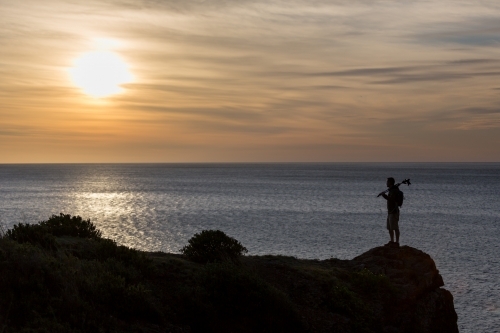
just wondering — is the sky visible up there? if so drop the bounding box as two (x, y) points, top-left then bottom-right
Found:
(1, 0), (500, 163)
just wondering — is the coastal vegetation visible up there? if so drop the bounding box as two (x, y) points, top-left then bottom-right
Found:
(180, 229), (248, 264)
(0, 214), (457, 333)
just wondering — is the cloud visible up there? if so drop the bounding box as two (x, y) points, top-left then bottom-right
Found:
(0, 127), (34, 137)
(411, 15), (500, 46)
(288, 60), (500, 85)
(2, 0), (500, 161)
(460, 107), (500, 115)
(411, 106), (500, 131)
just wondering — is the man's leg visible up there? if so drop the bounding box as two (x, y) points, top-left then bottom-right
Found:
(393, 212), (400, 245)
(385, 215), (396, 246)
(389, 230), (394, 242)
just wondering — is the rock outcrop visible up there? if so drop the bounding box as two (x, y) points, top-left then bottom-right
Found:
(352, 246), (459, 333)
(248, 245), (459, 333)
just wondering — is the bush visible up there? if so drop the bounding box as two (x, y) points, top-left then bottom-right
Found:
(4, 223), (57, 250)
(320, 277), (377, 332)
(0, 231), (162, 332)
(5, 214), (101, 248)
(181, 230), (248, 264)
(351, 268), (395, 295)
(39, 213), (102, 239)
(196, 262), (303, 332)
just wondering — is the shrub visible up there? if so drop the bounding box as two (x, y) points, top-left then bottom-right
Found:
(4, 223), (57, 250)
(181, 230), (248, 264)
(0, 231), (162, 332)
(5, 214), (101, 249)
(351, 268), (395, 295)
(196, 262), (303, 332)
(39, 213), (102, 239)
(321, 277), (377, 332)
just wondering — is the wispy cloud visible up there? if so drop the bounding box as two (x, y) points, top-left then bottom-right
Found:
(1, 0), (500, 161)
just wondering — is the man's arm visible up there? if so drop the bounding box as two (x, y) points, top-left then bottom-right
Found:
(377, 190), (389, 199)
(386, 188), (399, 202)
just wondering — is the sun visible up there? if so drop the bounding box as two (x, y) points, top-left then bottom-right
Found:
(70, 50), (133, 98)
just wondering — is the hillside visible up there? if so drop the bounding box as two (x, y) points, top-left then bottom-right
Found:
(0, 215), (458, 332)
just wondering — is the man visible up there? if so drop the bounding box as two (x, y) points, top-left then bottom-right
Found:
(379, 177), (400, 247)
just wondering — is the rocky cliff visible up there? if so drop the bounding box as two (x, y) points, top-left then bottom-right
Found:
(243, 245), (458, 333)
(351, 246), (458, 333)
(0, 221), (458, 333)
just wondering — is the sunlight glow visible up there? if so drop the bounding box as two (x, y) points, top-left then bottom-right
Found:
(70, 50), (133, 98)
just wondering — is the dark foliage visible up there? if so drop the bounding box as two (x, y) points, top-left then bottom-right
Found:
(0, 218), (301, 333)
(0, 238), (162, 332)
(38, 213), (102, 239)
(196, 262), (303, 333)
(0, 216), (406, 333)
(181, 230), (248, 264)
(5, 214), (101, 249)
(351, 268), (395, 295)
(3, 222), (57, 250)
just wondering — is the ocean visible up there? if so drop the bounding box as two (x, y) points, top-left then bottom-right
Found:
(0, 163), (498, 332)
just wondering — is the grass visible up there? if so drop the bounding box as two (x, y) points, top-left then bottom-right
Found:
(0, 214), (397, 333)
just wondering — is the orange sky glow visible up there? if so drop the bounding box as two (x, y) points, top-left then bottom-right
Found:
(1, 0), (500, 162)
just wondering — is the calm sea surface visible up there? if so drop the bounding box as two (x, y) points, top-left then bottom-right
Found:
(0, 163), (498, 332)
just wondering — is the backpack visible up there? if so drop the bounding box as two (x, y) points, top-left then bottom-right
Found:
(396, 189), (404, 207)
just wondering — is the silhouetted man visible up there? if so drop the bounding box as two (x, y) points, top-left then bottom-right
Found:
(380, 177), (400, 247)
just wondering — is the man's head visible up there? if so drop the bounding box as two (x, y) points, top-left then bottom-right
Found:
(387, 177), (395, 187)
